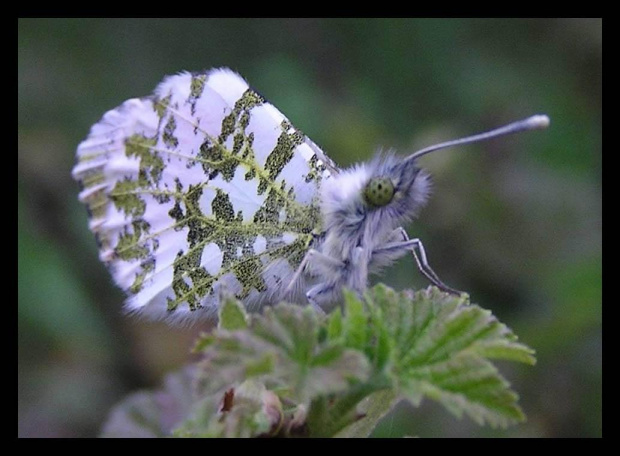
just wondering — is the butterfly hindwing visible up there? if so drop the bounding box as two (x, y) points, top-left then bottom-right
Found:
(73, 68), (333, 322)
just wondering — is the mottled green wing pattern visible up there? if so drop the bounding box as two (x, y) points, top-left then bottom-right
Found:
(73, 69), (335, 322)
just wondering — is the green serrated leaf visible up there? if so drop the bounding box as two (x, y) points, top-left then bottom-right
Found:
(326, 308), (343, 342)
(364, 296), (392, 372)
(218, 295), (248, 330)
(334, 390), (398, 438)
(253, 305), (319, 364)
(408, 355), (525, 427)
(105, 284), (536, 437)
(471, 340), (537, 365)
(342, 289), (367, 350)
(245, 353), (276, 377)
(196, 303), (370, 406)
(195, 331), (269, 396)
(364, 285), (535, 429)
(305, 381), (385, 437)
(192, 332), (216, 353)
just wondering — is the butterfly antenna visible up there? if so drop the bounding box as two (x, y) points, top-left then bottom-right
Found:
(406, 114), (550, 162)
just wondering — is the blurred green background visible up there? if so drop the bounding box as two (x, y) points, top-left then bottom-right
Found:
(18, 18), (601, 438)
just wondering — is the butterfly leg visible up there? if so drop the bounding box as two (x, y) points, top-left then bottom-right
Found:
(374, 227), (462, 295)
(286, 248), (346, 308)
(306, 283), (333, 315)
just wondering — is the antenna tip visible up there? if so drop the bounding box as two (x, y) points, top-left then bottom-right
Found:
(526, 114), (550, 130)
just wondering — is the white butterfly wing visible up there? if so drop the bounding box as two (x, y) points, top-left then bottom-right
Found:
(73, 68), (333, 323)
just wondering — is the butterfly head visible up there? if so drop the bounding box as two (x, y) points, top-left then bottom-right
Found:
(319, 152), (431, 253)
(361, 153), (431, 224)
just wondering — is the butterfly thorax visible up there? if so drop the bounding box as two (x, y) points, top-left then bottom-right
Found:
(302, 154), (431, 307)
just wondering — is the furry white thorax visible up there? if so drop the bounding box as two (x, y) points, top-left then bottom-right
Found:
(304, 152), (432, 309)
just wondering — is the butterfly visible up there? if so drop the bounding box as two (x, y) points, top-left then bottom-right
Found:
(72, 68), (549, 324)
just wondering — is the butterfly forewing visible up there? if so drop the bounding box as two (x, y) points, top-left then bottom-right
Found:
(73, 68), (333, 322)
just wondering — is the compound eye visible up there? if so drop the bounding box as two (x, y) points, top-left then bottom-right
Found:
(363, 177), (395, 207)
